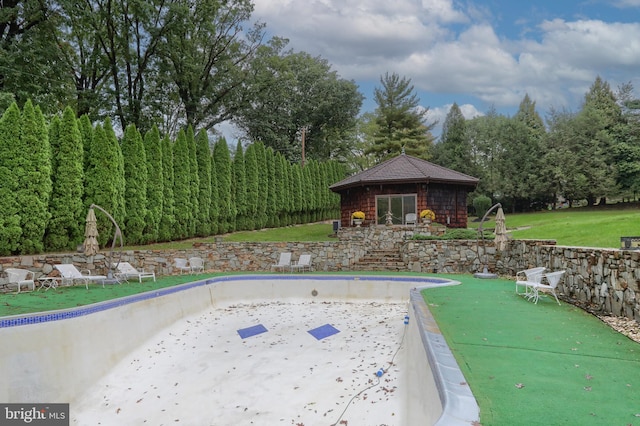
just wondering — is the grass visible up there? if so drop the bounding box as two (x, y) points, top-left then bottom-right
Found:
(422, 275), (640, 425)
(122, 207), (640, 251)
(123, 223), (335, 250)
(472, 208), (640, 248)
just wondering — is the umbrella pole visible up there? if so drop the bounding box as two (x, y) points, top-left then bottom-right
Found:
(89, 204), (124, 280)
(474, 203), (502, 279)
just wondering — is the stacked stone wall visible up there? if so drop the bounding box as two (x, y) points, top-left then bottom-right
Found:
(1, 227), (639, 322)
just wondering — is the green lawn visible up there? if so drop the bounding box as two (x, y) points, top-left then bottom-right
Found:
(123, 207), (640, 250)
(472, 208), (640, 248)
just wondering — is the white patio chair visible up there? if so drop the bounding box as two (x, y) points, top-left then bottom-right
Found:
(5, 268), (35, 293)
(174, 258), (191, 274)
(529, 271), (565, 305)
(189, 257), (205, 274)
(291, 254), (313, 273)
(405, 213), (417, 225)
(515, 266), (546, 298)
(113, 262), (156, 282)
(54, 264), (107, 289)
(271, 252), (292, 272)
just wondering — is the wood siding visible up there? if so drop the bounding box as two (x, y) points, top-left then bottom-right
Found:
(337, 183), (470, 228)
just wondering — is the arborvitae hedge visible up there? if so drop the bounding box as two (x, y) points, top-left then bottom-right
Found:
(0, 103), (22, 255)
(172, 129), (193, 240)
(121, 124), (148, 245)
(195, 130), (212, 237)
(185, 127), (199, 237)
(265, 147), (277, 228)
(233, 141), (248, 230)
(243, 143), (258, 230)
(103, 118), (126, 228)
(213, 138), (233, 234)
(158, 134), (175, 242)
(209, 152), (219, 235)
(85, 124), (122, 246)
(254, 142), (268, 229)
(143, 126), (164, 243)
(45, 107), (84, 252)
(16, 101), (52, 254)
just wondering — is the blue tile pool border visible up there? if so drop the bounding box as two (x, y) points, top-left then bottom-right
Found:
(0, 274), (452, 329)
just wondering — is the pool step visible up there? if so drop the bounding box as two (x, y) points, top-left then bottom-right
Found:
(352, 248), (406, 271)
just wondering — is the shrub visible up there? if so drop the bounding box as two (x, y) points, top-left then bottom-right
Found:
(473, 195), (492, 218)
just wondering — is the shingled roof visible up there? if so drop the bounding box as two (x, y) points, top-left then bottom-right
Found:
(330, 153), (479, 191)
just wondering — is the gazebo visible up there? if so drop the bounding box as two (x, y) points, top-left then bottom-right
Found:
(330, 153), (479, 228)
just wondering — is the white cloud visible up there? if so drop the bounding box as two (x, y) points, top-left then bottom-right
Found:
(251, 0), (640, 118)
(613, 0), (640, 7)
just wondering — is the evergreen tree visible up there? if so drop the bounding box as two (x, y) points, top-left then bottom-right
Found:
(172, 130), (193, 239)
(16, 101), (52, 253)
(213, 138), (233, 233)
(434, 103), (474, 174)
(185, 126), (199, 237)
(291, 164), (303, 223)
(209, 151), (219, 235)
(195, 130), (212, 237)
(103, 117), (126, 227)
(158, 134), (176, 241)
(273, 152), (286, 227)
(85, 124), (122, 246)
(233, 141), (248, 230)
(45, 107), (85, 251)
(264, 147), (277, 228)
(254, 142), (269, 228)
(581, 76), (623, 205)
(367, 72), (435, 161)
(142, 125), (164, 243)
(243, 143), (258, 230)
(78, 114), (93, 173)
(121, 124), (148, 245)
(302, 161), (316, 222)
(0, 103), (22, 254)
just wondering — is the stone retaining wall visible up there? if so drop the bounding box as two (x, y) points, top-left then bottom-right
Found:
(1, 226), (639, 322)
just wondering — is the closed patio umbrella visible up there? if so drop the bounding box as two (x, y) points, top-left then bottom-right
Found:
(83, 207), (100, 256)
(494, 206), (508, 251)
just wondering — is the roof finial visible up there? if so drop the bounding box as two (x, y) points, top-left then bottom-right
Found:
(401, 146), (405, 155)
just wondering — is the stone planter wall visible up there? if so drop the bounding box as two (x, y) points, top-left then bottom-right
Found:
(1, 226), (639, 322)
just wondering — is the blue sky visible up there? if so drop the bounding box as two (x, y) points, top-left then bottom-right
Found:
(221, 0), (640, 139)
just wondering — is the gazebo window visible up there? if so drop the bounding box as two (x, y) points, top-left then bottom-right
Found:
(376, 194), (416, 225)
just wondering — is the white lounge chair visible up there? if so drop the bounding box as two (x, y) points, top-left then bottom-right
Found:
(291, 254), (313, 273)
(54, 264), (107, 289)
(5, 268), (35, 293)
(529, 271), (565, 305)
(114, 262), (156, 282)
(189, 257), (205, 274)
(174, 258), (191, 274)
(272, 252), (292, 272)
(515, 266), (546, 298)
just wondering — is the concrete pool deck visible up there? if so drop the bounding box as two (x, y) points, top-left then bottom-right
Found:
(1, 275), (479, 426)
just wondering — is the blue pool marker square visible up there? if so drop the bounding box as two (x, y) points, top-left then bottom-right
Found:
(308, 324), (340, 340)
(237, 324), (268, 339)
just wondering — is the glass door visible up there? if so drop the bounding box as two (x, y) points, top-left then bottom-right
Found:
(376, 194), (416, 225)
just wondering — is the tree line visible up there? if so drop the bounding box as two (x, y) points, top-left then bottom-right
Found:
(431, 77), (640, 212)
(0, 0), (363, 164)
(0, 101), (342, 256)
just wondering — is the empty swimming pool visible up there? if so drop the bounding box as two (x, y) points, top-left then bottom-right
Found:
(0, 275), (479, 425)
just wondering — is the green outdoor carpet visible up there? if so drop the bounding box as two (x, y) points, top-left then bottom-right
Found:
(422, 275), (640, 426)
